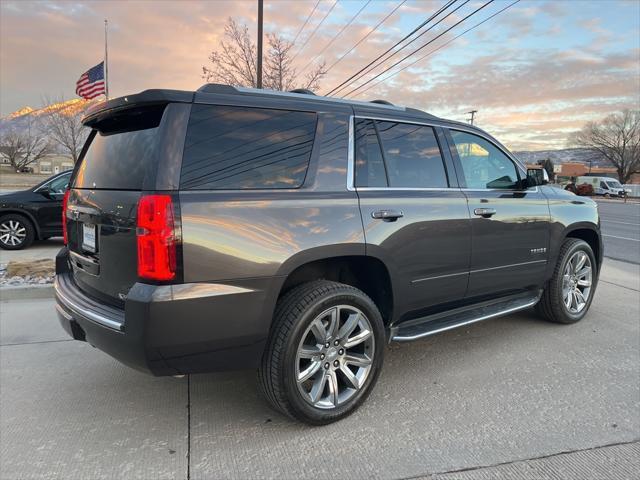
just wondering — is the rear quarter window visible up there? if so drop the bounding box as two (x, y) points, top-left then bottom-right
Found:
(180, 105), (317, 190)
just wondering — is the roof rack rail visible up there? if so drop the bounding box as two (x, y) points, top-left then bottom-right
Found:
(195, 83), (409, 112)
(370, 99), (394, 106)
(289, 88), (316, 95)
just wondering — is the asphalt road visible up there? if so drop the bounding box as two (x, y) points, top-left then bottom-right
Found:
(597, 199), (640, 265)
(1, 258), (638, 479)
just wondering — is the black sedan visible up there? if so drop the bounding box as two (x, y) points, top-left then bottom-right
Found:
(0, 171), (71, 250)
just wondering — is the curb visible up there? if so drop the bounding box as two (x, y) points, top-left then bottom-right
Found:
(592, 197), (640, 204)
(0, 284), (54, 301)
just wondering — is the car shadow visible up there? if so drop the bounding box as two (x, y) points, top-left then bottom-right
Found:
(187, 308), (565, 427)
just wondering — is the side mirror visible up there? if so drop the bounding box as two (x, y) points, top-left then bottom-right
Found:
(37, 186), (53, 198)
(526, 168), (549, 187)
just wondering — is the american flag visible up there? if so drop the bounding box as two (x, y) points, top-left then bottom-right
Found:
(76, 62), (106, 99)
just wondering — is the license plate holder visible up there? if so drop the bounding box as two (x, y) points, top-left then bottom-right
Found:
(82, 223), (97, 253)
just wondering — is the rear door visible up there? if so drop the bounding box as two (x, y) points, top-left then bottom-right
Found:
(353, 116), (471, 317)
(445, 129), (550, 298)
(66, 103), (190, 305)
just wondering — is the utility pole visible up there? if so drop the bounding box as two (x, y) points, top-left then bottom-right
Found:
(257, 0), (263, 89)
(467, 110), (477, 125)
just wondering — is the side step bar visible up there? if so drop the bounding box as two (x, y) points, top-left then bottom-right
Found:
(390, 290), (542, 342)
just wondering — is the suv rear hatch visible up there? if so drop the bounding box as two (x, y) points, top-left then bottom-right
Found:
(66, 95), (191, 306)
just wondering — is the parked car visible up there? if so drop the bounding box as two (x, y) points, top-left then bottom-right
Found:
(576, 176), (627, 197)
(576, 183), (595, 197)
(55, 85), (603, 424)
(0, 170), (71, 250)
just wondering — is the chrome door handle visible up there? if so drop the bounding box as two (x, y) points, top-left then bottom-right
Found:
(372, 210), (404, 222)
(474, 207), (496, 218)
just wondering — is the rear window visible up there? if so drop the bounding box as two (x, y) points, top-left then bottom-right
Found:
(180, 105), (317, 190)
(73, 106), (165, 190)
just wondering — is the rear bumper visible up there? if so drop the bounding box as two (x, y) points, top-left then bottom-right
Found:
(54, 249), (277, 376)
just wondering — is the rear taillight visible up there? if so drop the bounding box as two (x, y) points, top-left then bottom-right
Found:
(62, 190), (70, 245)
(136, 194), (177, 281)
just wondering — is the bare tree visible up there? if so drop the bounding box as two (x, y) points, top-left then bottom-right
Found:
(41, 97), (90, 164)
(0, 117), (51, 172)
(202, 18), (326, 92)
(572, 110), (640, 184)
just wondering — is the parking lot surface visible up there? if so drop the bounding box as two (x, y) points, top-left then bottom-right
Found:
(0, 238), (63, 264)
(1, 257), (638, 479)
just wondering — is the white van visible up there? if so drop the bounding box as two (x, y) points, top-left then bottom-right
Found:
(576, 176), (627, 197)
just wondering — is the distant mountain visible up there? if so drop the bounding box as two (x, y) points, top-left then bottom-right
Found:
(513, 148), (609, 167)
(1, 99), (93, 130)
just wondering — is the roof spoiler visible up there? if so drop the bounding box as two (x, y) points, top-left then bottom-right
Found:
(82, 89), (193, 126)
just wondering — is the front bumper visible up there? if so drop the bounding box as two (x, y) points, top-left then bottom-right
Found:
(54, 249), (275, 376)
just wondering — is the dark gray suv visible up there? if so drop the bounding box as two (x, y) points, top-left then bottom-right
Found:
(55, 85), (602, 424)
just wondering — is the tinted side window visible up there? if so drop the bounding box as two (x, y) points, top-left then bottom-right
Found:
(355, 119), (387, 187)
(48, 172), (71, 193)
(450, 130), (519, 189)
(180, 105), (317, 190)
(376, 121), (448, 188)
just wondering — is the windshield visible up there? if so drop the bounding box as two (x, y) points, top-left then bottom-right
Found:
(606, 181), (622, 188)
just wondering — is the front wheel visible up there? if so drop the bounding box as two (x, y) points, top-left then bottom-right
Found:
(0, 214), (35, 250)
(259, 280), (385, 425)
(537, 238), (597, 324)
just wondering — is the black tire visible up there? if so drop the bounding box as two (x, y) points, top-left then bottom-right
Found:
(537, 238), (597, 324)
(0, 214), (35, 250)
(259, 280), (385, 425)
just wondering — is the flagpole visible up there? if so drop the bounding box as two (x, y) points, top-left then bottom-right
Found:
(104, 19), (109, 100)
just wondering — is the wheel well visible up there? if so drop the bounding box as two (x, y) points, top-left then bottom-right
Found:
(279, 256), (394, 325)
(566, 228), (601, 265)
(0, 210), (39, 238)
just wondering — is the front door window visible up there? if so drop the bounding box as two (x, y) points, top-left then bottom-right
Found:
(450, 130), (519, 189)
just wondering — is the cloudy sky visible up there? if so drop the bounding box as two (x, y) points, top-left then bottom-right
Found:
(1, 0), (638, 150)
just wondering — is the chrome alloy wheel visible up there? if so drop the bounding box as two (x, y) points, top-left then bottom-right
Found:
(295, 305), (375, 409)
(0, 220), (27, 247)
(562, 250), (593, 314)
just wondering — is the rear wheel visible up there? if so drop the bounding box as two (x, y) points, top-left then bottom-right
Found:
(537, 238), (597, 324)
(0, 214), (35, 250)
(259, 280), (385, 424)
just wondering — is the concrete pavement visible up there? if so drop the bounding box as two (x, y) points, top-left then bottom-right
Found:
(1, 258), (638, 479)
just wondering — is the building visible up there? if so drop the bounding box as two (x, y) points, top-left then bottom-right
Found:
(528, 161), (640, 184)
(35, 154), (74, 174)
(0, 152), (73, 174)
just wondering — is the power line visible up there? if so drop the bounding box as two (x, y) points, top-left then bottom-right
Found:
(299, 0), (372, 75)
(331, 0), (471, 97)
(291, 0), (321, 45)
(323, 0), (407, 76)
(349, 0), (521, 99)
(341, 0), (495, 98)
(325, 0), (457, 96)
(291, 0), (339, 62)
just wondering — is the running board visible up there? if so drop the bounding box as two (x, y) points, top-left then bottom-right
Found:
(390, 290), (542, 343)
